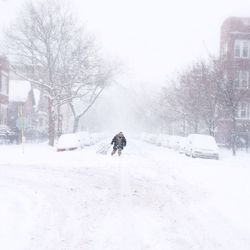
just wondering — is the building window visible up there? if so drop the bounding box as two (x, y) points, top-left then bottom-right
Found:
(0, 72), (8, 95)
(234, 71), (249, 88)
(235, 42), (241, 57)
(237, 102), (250, 119)
(234, 40), (250, 58)
(0, 104), (8, 125)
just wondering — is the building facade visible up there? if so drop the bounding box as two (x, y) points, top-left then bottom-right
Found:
(218, 17), (250, 146)
(0, 56), (9, 127)
(8, 79), (47, 143)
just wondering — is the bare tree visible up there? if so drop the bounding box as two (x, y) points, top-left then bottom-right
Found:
(68, 62), (115, 133)
(161, 63), (205, 135)
(160, 81), (187, 135)
(4, 0), (113, 145)
(195, 60), (221, 136)
(160, 55), (249, 155)
(160, 59), (222, 137)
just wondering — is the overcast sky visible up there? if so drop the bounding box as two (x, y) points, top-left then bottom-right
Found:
(1, 0), (250, 87)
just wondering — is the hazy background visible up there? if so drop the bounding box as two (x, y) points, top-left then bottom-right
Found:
(1, 0), (250, 133)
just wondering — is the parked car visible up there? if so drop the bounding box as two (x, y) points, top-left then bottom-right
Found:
(0, 125), (18, 144)
(178, 137), (187, 154)
(7, 129), (18, 144)
(185, 134), (219, 159)
(75, 131), (92, 146)
(57, 133), (82, 152)
(169, 135), (184, 150)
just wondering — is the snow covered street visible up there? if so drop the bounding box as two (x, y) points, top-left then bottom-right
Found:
(0, 139), (250, 250)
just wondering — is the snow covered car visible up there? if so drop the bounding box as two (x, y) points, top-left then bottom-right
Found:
(75, 131), (92, 146)
(169, 135), (184, 150)
(178, 137), (187, 154)
(185, 134), (219, 159)
(57, 133), (82, 152)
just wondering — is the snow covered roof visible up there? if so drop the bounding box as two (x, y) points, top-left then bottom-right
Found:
(9, 80), (31, 102)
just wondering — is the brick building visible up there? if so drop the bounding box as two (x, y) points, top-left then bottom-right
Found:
(218, 17), (250, 146)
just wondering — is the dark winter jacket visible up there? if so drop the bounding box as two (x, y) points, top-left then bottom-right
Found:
(111, 134), (127, 149)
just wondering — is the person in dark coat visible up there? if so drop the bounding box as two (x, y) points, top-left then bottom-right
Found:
(111, 132), (127, 156)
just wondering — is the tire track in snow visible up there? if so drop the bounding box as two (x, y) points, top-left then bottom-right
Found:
(94, 142), (170, 250)
(94, 155), (140, 250)
(129, 140), (250, 249)
(118, 156), (142, 250)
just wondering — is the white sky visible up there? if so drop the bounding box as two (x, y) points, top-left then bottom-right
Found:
(1, 0), (250, 86)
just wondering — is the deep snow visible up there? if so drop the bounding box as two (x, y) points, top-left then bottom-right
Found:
(0, 139), (250, 250)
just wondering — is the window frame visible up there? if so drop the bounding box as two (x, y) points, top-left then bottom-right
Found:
(234, 70), (249, 89)
(237, 102), (250, 119)
(234, 40), (250, 59)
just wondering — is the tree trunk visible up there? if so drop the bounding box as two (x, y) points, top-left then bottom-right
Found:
(57, 105), (62, 138)
(182, 114), (186, 136)
(211, 121), (215, 137)
(231, 116), (237, 156)
(48, 99), (55, 146)
(73, 116), (80, 133)
(208, 121), (215, 136)
(194, 120), (199, 133)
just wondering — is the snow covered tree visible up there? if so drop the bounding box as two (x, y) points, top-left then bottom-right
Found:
(160, 59), (221, 136)
(68, 62), (115, 133)
(161, 63), (205, 135)
(193, 60), (220, 136)
(4, 0), (113, 145)
(160, 81), (187, 135)
(160, 55), (250, 155)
